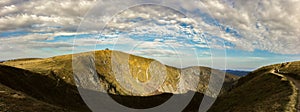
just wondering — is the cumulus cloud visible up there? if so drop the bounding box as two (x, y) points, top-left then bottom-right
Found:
(133, 49), (181, 57)
(197, 0), (300, 54)
(0, 0), (97, 32)
(97, 2), (300, 54)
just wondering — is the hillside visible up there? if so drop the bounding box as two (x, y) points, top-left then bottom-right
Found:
(0, 50), (240, 111)
(0, 64), (206, 111)
(0, 82), (67, 112)
(209, 61), (300, 112)
(0, 64), (90, 111)
(275, 61), (300, 80)
(1, 50), (299, 111)
(2, 50), (238, 96)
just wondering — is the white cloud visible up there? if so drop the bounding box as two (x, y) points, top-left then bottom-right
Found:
(0, 0), (97, 32)
(132, 49), (180, 57)
(0, 33), (76, 60)
(1, 0), (300, 63)
(196, 0), (300, 54)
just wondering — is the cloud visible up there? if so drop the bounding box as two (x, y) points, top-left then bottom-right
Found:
(0, 0), (97, 32)
(132, 49), (181, 57)
(196, 0), (300, 54)
(0, 33), (77, 60)
(0, 0), (300, 64)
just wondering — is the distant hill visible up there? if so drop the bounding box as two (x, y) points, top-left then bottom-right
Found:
(224, 70), (250, 77)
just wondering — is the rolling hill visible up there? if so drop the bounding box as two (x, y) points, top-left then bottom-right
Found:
(1, 50), (299, 111)
(2, 50), (300, 111)
(1, 50), (238, 96)
(0, 50), (238, 111)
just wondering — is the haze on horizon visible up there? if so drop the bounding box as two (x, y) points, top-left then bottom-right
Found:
(0, 0), (300, 71)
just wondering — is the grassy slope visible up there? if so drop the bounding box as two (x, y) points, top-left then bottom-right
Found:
(209, 62), (298, 112)
(0, 83), (67, 112)
(0, 64), (90, 112)
(277, 61), (300, 80)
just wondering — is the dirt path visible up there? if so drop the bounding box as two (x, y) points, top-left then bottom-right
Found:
(283, 74), (300, 111)
(271, 69), (300, 111)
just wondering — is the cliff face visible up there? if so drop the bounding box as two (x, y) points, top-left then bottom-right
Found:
(2, 50), (238, 96)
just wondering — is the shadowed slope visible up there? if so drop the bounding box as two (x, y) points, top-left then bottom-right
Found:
(0, 82), (67, 112)
(0, 64), (91, 111)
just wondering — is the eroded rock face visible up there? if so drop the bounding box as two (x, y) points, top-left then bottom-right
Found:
(157, 67), (210, 94)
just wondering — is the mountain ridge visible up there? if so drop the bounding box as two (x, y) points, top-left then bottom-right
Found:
(2, 50), (238, 96)
(1, 50), (299, 111)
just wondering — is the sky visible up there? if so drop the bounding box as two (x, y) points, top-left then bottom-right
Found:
(0, 0), (300, 71)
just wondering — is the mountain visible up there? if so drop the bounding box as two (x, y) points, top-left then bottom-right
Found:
(0, 50), (238, 111)
(2, 50), (299, 111)
(1, 50), (238, 96)
(209, 61), (300, 112)
(224, 70), (250, 77)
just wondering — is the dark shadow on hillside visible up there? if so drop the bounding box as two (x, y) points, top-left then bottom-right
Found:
(182, 92), (205, 112)
(0, 65), (90, 112)
(78, 88), (206, 112)
(109, 93), (173, 109)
